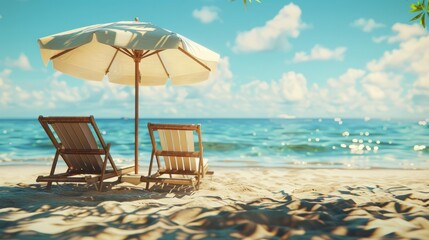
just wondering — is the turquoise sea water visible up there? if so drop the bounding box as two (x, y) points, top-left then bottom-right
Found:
(0, 118), (428, 169)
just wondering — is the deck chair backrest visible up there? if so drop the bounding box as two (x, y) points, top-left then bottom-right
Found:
(39, 116), (106, 173)
(148, 123), (202, 172)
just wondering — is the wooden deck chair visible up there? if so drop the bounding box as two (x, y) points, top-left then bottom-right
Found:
(141, 123), (213, 190)
(37, 116), (133, 191)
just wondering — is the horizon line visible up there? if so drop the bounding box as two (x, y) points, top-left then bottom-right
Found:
(0, 117), (425, 121)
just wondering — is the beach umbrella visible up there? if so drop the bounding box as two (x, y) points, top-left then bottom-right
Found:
(38, 19), (220, 174)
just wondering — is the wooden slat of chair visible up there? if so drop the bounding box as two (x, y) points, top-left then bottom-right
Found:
(159, 169), (198, 175)
(76, 123), (103, 172)
(166, 130), (178, 171)
(140, 176), (194, 186)
(177, 130), (187, 171)
(69, 123), (96, 172)
(52, 123), (85, 171)
(181, 130), (194, 171)
(37, 169), (129, 184)
(89, 116), (119, 175)
(60, 123), (90, 172)
(158, 130), (172, 171)
(43, 116), (92, 124)
(150, 123), (199, 131)
(185, 130), (197, 171)
(170, 130), (184, 171)
(154, 150), (199, 157)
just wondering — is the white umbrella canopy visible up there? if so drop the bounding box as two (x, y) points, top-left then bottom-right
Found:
(38, 20), (220, 174)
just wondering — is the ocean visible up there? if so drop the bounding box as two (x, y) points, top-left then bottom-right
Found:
(0, 118), (428, 169)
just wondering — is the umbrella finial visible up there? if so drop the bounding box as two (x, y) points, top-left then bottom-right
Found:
(134, 17), (139, 22)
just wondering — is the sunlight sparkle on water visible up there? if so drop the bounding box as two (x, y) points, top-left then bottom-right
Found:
(413, 145), (426, 151)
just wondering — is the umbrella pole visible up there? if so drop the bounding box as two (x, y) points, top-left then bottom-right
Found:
(134, 57), (140, 174)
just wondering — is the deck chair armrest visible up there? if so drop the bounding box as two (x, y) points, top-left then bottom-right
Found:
(154, 150), (200, 158)
(60, 149), (106, 155)
(117, 165), (134, 175)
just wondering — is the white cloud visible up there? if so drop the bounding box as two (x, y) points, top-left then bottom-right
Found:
(352, 18), (384, 32)
(234, 71), (311, 117)
(0, 68), (136, 116)
(238, 72), (308, 103)
(5, 53), (32, 71)
(192, 6), (220, 24)
(233, 3), (307, 52)
(363, 84), (385, 100)
(0, 69), (13, 105)
(306, 67), (406, 116)
(0, 69), (11, 80)
(293, 45), (346, 62)
(367, 32), (429, 76)
(361, 72), (401, 101)
(373, 23), (426, 43)
(352, 24), (429, 115)
(326, 68), (366, 104)
(278, 72), (308, 101)
(0, 68), (54, 109)
(388, 23), (427, 42)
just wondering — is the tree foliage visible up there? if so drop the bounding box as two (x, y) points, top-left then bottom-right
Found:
(239, 0), (261, 7)
(244, 0), (261, 4)
(410, 0), (429, 28)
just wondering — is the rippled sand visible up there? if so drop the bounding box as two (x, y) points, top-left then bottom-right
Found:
(0, 165), (428, 239)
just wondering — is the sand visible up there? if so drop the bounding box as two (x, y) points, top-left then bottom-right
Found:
(0, 165), (428, 239)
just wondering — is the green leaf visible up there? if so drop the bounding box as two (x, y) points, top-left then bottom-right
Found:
(410, 12), (424, 21)
(421, 13), (426, 28)
(410, 3), (421, 12)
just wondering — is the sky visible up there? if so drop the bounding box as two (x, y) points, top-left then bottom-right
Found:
(0, 0), (428, 119)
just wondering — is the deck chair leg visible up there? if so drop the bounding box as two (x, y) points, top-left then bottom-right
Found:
(98, 145), (110, 191)
(191, 179), (196, 190)
(107, 152), (119, 176)
(195, 156), (203, 190)
(200, 157), (205, 178)
(146, 151), (155, 190)
(196, 175), (201, 190)
(155, 154), (161, 169)
(47, 150), (60, 189)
